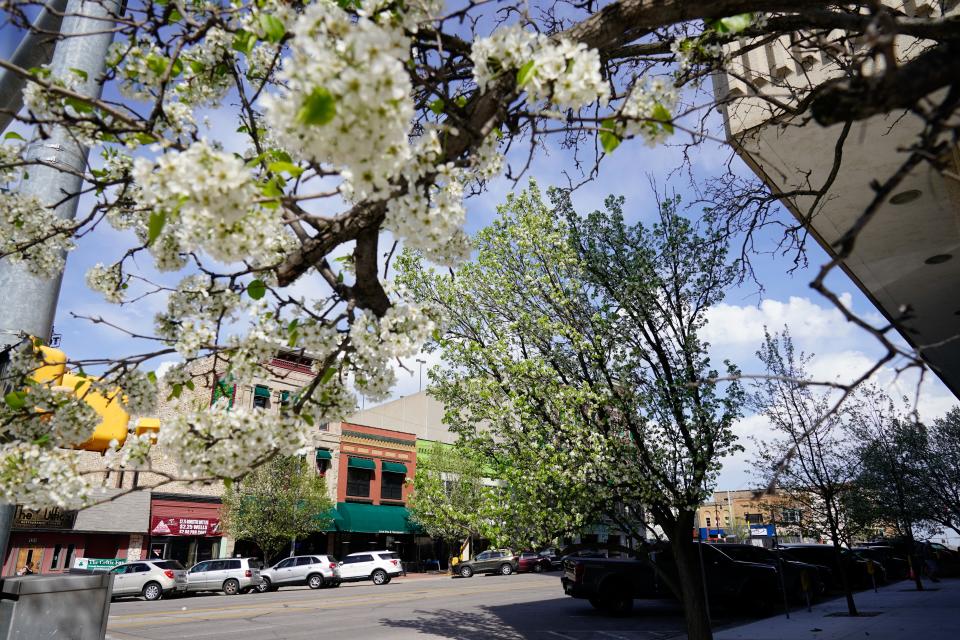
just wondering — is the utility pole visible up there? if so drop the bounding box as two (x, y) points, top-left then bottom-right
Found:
(0, 0), (120, 572)
(416, 358), (426, 392)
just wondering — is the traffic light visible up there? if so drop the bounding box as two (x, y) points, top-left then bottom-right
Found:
(23, 341), (160, 452)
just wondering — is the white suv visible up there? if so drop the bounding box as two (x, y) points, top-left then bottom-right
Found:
(338, 551), (403, 585)
(258, 555), (341, 592)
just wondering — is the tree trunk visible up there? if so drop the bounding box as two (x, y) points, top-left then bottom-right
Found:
(669, 514), (713, 640)
(904, 529), (924, 591)
(829, 533), (858, 616)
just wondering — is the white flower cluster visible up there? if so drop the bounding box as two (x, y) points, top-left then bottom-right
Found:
(349, 304), (435, 400)
(0, 443), (95, 509)
(1, 139), (24, 183)
(263, 1), (415, 202)
(85, 262), (126, 303)
(107, 39), (170, 101)
(104, 429), (155, 470)
(176, 27), (234, 107)
(619, 78), (679, 147)
(132, 141), (290, 268)
(0, 190), (75, 278)
(159, 404), (311, 479)
(116, 369), (158, 415)
(471, 25), (608, 109)
(155, 275), (243, 358)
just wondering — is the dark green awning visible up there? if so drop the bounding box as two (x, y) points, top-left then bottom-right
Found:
(333, 502), (420, 534)
(348, 456), (375, 470)
(254, 385), (271, 398)
(381, 461), (407, 474)
(315, 449), (332, 460)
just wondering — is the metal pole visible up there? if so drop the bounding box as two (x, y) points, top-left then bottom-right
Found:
(0, 0), (120, 574)
(0, 0), (68, 134)
(694, 511), (712, 629)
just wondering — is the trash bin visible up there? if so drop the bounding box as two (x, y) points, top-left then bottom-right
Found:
(0, 573), (113, 640)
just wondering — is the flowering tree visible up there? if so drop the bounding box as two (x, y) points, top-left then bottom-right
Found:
(221, 454), (333, 565)
(399, 183), (743, 639)
(0, 1), (957, 510)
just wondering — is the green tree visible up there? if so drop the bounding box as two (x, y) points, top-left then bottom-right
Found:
(221, 455), (333, 564)
(408, 443), (486, 547)
(399, 182), (743, 640)
(921, 408), (960, 537)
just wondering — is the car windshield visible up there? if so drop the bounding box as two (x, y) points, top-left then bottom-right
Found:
(152, 560), (185, 570)
(247, 559), (264, 569)
(718, 546), (772, 563)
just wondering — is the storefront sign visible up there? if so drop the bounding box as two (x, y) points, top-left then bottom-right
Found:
(150, 516), (221, 537)
(13, 505), (75, 529)
(750, 524), (776, 537)
(73, 557), (125, 571)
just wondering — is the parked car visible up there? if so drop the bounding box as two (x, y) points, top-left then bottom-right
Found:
(778, 543), (886, 590)
(518, 551), (553, 573)
(110, 559), (188, 601)
(337, 550), (403, 585)
(918, 540), (960, 577)
(186, 557), (263, 595)
(562, 542), (781, 615)
(455, 549), (518, 577)
(258, 555), (341, 592)
(538, 548), (564, 570)
(852, 546), (909, 581)
(712, 544), (827, 602)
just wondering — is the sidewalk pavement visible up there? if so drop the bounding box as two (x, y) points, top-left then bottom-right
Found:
(706, 578), (959, 640)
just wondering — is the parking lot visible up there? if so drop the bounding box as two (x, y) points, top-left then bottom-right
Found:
(105, 572), (729, 640)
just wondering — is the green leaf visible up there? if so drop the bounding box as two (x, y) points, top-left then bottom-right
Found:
(599, 118), (621, 154)
(170, 57), (184, 77)
(260, 176), (284, 199)
(4, 391), (27, 410)
(296, 87), (337, 126)
(302, 413), (315, 426)
(69, 68), (89, 81)
(147, 371), (158, 384)
(259, 14), (286, 44)
(146, 54), (169, 77)
(267, 161), (304, 177)
(429, 98), (445, 115)
(714, 13), (754, 34)
(247, 279), (267, 300)
(167, 9), (183, 24)
(516, 60), (536, 87)
(233, 30), (258, 55)
(455, 95), (468, 108)
(652, 103), (674, 134)
(185, 379), (195, 391)
(147, 210), (166, 245)
(64, 97), (93, 113)
(320, 367), (335, 385)
(4, 131), (25, 141)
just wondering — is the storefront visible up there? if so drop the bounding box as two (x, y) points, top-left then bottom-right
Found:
(330, 502), (422, 566)
(148, 493), (224, 567)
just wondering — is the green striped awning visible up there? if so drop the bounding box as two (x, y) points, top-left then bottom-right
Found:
(254, 385), (271, 398)
(315, 449), (332, 460)
(347, 456), (375, 470)
(332, 502), (420, 534)
(381, 461), (407, 474)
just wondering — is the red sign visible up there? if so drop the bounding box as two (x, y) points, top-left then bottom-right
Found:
(150, 516), (222, 537)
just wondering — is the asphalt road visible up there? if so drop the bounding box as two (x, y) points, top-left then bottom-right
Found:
(105, 572), (710, 640)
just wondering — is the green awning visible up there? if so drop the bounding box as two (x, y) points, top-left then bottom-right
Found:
(280, 390), (290, 403)
(381, 461), (407, 474)
(348, 456), (375, 470)
(333, 502), (420, 534)
(315, 449), (332, 460)
(254, 385), (271, 398)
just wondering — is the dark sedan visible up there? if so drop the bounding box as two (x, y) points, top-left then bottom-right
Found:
(779, 543), (886, 590)
(710, 544), (827, 602)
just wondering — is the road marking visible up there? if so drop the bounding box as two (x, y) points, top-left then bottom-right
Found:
(108, 581), (551, 630)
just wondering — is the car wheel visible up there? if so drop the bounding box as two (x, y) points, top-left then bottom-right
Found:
(222, 579), (240, 596)
(142, 582), (162, 601)
(459, 565), (473, 578)
(499, 563), (514, 576)
(372, 569), (388, 585)
(256, 577), (272, 593)
(533, 563), (543, 573)
(308, 574), (324, 589)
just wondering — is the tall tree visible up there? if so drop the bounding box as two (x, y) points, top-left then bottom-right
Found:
(221, 455), (333, 564)
(751, 329), (863, 615)
(846, 386), (932, 590)
(400, 182), (743, 640)
(918, 408), (960, 537)
(408, 442), (486, 549)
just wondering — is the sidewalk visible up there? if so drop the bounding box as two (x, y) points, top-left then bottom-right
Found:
(707, 578), (959, 640)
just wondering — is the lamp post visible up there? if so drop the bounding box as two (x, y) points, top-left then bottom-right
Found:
(416, 358), (426, 392)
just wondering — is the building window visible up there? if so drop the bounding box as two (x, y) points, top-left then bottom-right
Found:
(781, 509), (801, 524)
(51, 544), (62, 569)
(745, 513), (763, 524)
(381, 472), (404, 501)
(346, 468), (372, 498)
(315, 449), (332, 475)
(253, 385), (271, 409)
(318, 422), (329, 432)
(212, 378), (235, 408)
(65, 544), (76, 569)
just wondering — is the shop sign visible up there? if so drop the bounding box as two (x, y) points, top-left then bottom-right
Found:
(73, 557), (125, 571)
(150, 516), (222, 537)
(13, 505), (75, 529)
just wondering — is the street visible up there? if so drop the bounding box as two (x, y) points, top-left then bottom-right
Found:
(105, 572), (702, 640)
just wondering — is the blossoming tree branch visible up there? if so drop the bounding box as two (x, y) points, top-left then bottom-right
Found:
(0, 0), (957, 508)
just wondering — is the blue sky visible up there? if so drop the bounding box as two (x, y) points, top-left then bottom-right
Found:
(2, 12), (955, 491)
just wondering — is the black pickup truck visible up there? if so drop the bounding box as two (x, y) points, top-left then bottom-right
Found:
(562, 542), (780, 614)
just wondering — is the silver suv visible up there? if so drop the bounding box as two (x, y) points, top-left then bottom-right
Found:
(109, 559), (188, 600)
(186, 557), (263, 595)
(258, 555), (341, 592)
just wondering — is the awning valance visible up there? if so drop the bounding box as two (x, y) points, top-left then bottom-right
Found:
(347, 456), (375, 470)
(332, 502), (420, 534)
(315, 449), (332, 460)
(381, 461), (407, 474)
(254, 385), (271, 398)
